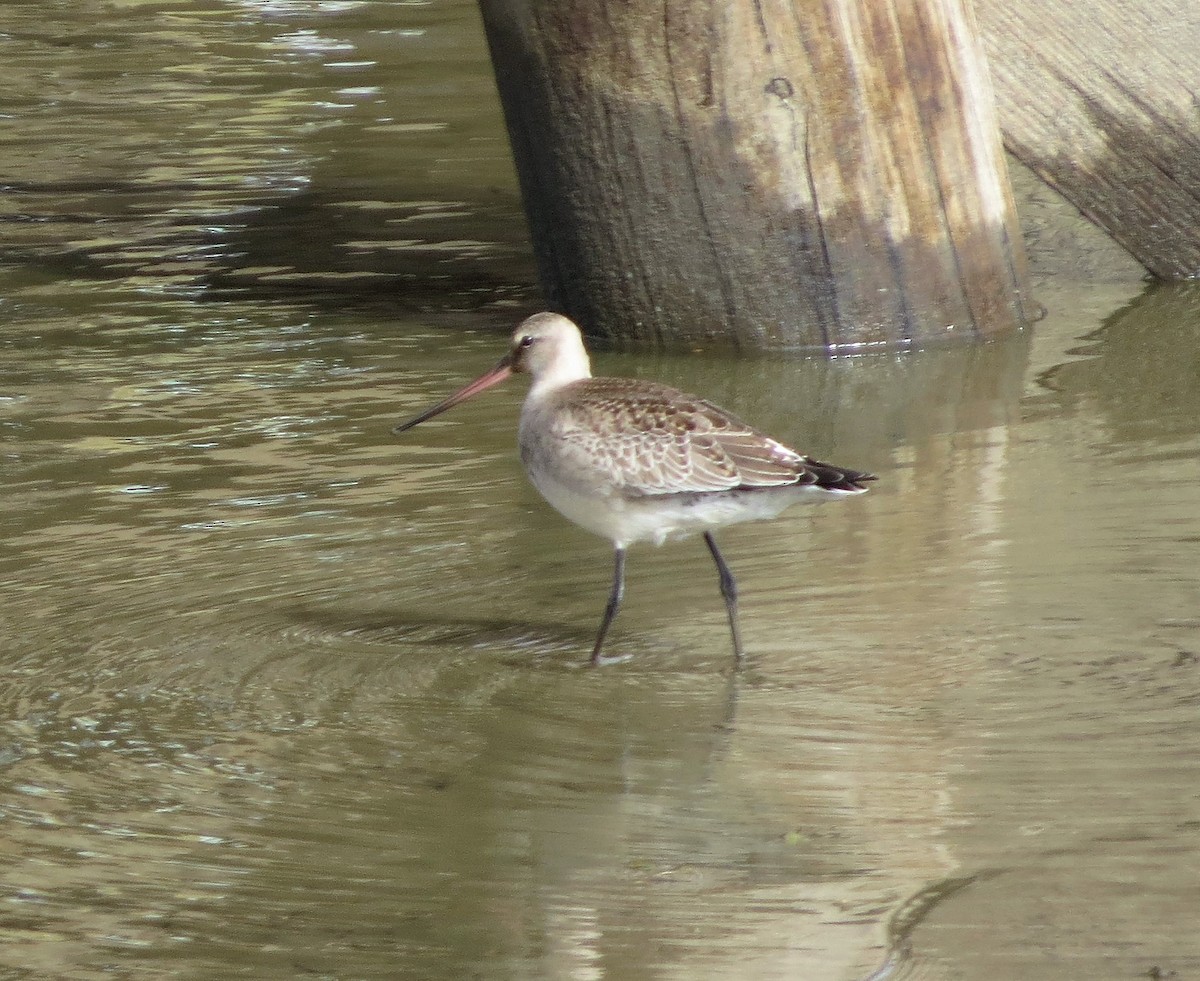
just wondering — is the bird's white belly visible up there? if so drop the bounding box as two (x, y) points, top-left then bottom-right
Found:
(527, 466), (836, 548)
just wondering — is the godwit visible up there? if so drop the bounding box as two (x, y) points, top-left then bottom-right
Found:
(393, 312), (875, 665)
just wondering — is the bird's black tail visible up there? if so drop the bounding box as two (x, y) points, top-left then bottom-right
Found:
(800, 459), (877, 493)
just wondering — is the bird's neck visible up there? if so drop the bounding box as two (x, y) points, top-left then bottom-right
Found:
(527, 347), (592, 402)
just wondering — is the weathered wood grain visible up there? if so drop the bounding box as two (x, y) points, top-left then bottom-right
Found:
(479, 0), (1032, 350)
(978, 0), (1200, 279)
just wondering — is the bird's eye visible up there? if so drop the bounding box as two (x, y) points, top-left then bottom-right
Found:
(518, 335), (535, 349)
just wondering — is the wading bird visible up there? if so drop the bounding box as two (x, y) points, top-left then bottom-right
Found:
(393, 312), (874, 665)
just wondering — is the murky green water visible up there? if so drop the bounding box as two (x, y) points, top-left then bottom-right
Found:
(3, 2), (1200, 980)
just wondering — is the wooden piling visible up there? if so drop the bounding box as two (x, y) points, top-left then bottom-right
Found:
(978, 0), (1200, 279)
(478, 0), (1032, 350)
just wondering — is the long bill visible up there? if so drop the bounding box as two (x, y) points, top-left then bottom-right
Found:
(392, 355), (513, 434)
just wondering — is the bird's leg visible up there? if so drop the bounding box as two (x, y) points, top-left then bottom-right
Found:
(704, 532), (744, 663)
(590, 546), (626, 665)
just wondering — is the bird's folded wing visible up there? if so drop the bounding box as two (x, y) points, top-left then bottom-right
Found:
(549, 392), (805, 496)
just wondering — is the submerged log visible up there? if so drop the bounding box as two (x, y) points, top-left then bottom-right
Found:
(978, 0), (1200, 279)
(478, 0), (1032, 350)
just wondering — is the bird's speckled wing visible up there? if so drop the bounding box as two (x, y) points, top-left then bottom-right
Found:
(542, 378), (872, 497)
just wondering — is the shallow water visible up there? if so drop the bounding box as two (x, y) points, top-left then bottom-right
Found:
(3, 2), (1200, 980)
